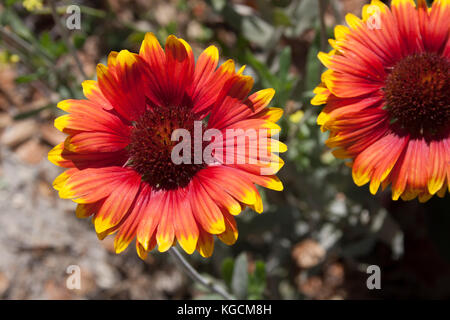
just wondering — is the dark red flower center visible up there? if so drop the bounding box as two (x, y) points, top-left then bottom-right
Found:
(128, 105), (205, 190)
(384, 52), (449, 136)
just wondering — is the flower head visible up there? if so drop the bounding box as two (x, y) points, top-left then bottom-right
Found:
(312, 0), (449, 202)
(49, 34), (285, 258)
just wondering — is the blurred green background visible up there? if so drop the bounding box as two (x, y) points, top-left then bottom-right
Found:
(0, 0), (448, 300)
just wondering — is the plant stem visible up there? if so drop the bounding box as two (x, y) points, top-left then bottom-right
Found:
(0, 26), (54, 65)
(169, 247), (234, 300)
(49, 0), (87, 79)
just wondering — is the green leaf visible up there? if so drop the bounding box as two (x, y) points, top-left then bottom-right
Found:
(210, 0), (226, 11)
(304, 31), (321, 93)
(15, 73), (39, 84)
(273, 8), (292, 27)
(2, 8), (34, 41)
(73, 34), (87, 50)
(275, 46), (297, 107)
(285, 0), (319, 38)
(39, 32), (67, 57)
(241, 15), (275, 47)
(13, 104), (55, 120)
(5, 0), (20, 7)
(177, 0), (188, 11)
(221, 257), (234, 289)
(231, 253), (248, 299)
(278, 46), (291, 83)
(128, 32), (146, 45)
(245, 50), (277, 89)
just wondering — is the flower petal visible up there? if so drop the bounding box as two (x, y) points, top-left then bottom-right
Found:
(208, 74), (254, 128)
(59, 167), (138, 204)
(93, 173), (141, 234)
(172, 189), (199, 254)
(427, 138), (447, 194)
(164, 35), (195, 106)
(197, 166), (262, 212)
(136, 189), (165, 250)
(55, 99), (130, 136)
(196, 229), (214, 258)
(114, 183), (151, 254)
(48, 143), (128, 169)
(156, 191), (175, 252)
(64, 131), (130, 154)
(97, 50), (146, 122)
(390, 138), (429, 200)
(352, 132), (409, 194)
(217, 211), (239, 246)
(81, 80), (113, 110)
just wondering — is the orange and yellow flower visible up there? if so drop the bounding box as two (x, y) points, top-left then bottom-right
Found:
(312, 0), (449, 202)
(49, 33), (285, 258)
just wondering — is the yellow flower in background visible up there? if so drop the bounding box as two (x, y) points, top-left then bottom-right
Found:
(289, 110), (304, 124)
(0, 51), (20, 65)
(9, 54), (20, 63)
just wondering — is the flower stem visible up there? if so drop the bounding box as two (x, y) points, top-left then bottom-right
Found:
(169, 247), (234, 300)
